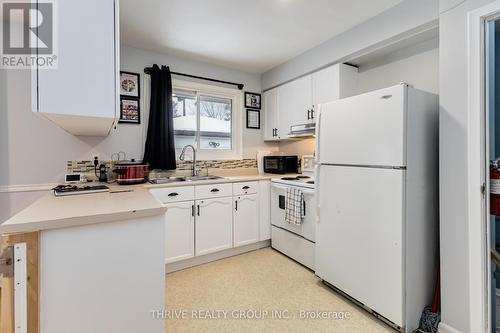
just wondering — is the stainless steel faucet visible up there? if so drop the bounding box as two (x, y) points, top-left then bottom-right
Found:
(179, 145), (197, 177)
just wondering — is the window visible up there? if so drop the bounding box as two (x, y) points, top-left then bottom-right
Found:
(172, 80), (242, 159)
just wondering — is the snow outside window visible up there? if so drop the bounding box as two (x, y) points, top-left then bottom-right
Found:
(171, 80), (242, 160)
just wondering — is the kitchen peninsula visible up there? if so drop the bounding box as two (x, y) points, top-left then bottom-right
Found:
(0, 187), (167, 333)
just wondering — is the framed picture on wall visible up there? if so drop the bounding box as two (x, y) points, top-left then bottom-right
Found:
(120, 71), (141, 98)
(119, 97), (141, 124)
(246, 109), (260, 129)
(244, 92), (261, 109)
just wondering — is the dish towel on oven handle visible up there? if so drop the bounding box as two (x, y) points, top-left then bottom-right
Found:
(285, 187), (304, 225)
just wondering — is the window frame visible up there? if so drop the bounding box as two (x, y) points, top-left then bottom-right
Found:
(172, 79), (243, 160)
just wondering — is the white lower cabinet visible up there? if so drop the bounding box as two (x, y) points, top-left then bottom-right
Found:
(164, 201), (195, 263)
(233, 194), (259, 247)
(151, 180), (272, 265)
(195, 197), (233, 256)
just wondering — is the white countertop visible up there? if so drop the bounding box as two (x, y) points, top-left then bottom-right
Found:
(144, 174), (276, 189)
(0, 172), (284, 235)
(0, 187), (166, 234)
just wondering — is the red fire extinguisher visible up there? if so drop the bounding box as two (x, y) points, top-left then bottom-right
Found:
(491, 160), (500, 215)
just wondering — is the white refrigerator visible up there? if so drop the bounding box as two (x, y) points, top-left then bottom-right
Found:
(315, 84), (438, 332)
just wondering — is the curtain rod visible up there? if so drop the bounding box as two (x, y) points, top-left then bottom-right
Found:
(143, 67), (244, 90)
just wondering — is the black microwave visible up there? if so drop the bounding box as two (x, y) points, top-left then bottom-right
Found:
(263, 156), (298, 174)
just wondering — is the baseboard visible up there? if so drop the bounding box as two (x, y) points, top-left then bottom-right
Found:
(438, 322), (464, 333)
(166, 240), (271, 273)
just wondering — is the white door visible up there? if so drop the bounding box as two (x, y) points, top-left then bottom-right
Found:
(195, 197), (233, 256)
(164, 201), (194, 263)
(36, 0), (117, 119)
(264, 89), (279, 140)
(234, 194), (259, 247)
(317, 84), (406, 167)
(278, 75), (313, 137)
(316, 165), (404, 327)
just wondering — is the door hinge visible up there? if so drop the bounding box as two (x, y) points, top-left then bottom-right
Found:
(0, 245), (14, 277)
(481, 182), (486, 195)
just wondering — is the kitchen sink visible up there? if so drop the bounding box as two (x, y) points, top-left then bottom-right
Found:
(149, 176), (187, 184)
(149, 175), (224, 184)
(185, 175), (224, 181)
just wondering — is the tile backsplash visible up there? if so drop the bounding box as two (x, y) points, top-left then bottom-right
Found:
(67, 158), (258, 174)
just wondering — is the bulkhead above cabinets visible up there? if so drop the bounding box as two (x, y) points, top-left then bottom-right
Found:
(263, 63), (358, 141)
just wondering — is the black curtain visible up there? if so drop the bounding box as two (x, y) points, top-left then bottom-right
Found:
(143, 65), (177, 170)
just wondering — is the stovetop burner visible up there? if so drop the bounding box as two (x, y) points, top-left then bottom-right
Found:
(281, 177), (299, 180)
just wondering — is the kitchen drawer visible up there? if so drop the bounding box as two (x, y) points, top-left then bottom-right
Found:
(149, 186), (195, 203)
(195, 183), (232, 199)
(233, 181), (259, 195)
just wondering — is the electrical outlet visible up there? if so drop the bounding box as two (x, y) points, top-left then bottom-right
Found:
(92, 154), (99, 165)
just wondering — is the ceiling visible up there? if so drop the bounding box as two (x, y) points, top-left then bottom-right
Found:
(120, 0), (403, 74)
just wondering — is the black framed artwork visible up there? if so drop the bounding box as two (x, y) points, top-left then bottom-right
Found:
(244, 92), (261, 109)
(120, 71), (141, 98)
(119, 97), (141, 124)
(246, 109), (260, 129)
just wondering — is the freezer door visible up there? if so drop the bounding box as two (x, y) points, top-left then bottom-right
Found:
(315, 165), (404, 327)
(317, 85), (406, 167)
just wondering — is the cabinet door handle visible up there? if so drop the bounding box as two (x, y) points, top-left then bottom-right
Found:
(197, 205), (200, 216)
(191, 205), (195, 217)
(168, 192), (179, 197)
(311, 108), (314, 119)
(303, 200), (306, 216)
(235, 200), (238, 211)
(242, 186), (250, 190)
(307, 110), (311, 120)
(210, 188), (220, 193)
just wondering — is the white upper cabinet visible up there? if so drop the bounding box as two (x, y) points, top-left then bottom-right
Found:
(278, 75), (313, 134)
(263, 88), (279, 140)
(32, 0), (119, 136)
(264, 64), (358, 141)
(313, 64), (358, 108)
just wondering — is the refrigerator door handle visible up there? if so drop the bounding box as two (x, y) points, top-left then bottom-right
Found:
(315, 105), (322, 164)
(315, 164), (321, 223)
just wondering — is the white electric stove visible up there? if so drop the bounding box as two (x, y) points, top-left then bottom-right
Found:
(271, 174), (315, 189)
(270, 156), (316, 270)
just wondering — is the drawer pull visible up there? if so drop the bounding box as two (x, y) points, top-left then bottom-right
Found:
(242, 186), (250, 190)
(168, 192), (179, 197)
(210, 188), (220, 193)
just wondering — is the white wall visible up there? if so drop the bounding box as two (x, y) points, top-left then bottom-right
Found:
(275, 39), (439, 157)
(119, 45), (276, 161)
(356, 38), (439, 95)
(439, 0), (495, 332)
(0, 45), (276, 223)
(261, 0), (438, 90)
